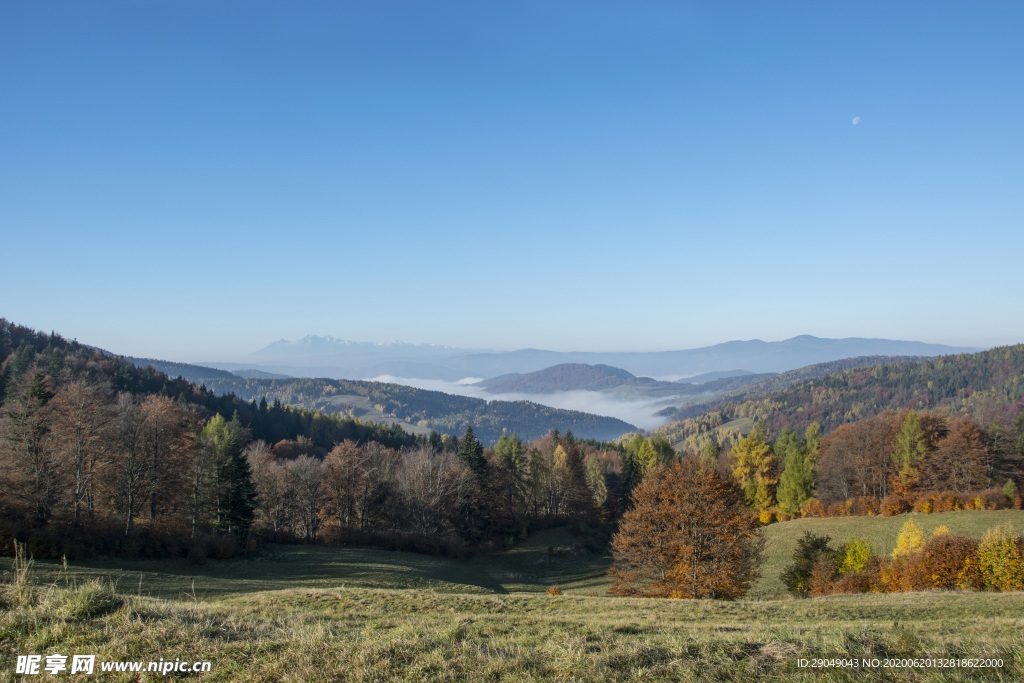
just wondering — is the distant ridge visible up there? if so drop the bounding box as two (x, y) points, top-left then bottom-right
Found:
(216, 335), (982, 381)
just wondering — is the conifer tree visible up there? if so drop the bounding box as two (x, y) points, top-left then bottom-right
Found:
(892, 411), (929, 494)
(204, 413), (256, 543)
(776, 427), (814, 518)
(457, 426), (486, 475)
(730, 424), (777, 513)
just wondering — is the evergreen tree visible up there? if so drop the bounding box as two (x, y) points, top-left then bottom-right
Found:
(892, 411), (929, 493)
(699, 436), (721, 468)
(204, 413), (256, 543)
(776, 427), (813, 518)
(457, 426), (486, 475)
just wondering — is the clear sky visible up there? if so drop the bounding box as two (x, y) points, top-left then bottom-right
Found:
(2, 1), (1022, 361)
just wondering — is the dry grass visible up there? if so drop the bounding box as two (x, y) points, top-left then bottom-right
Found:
(6, 516), (1024, 681)
(3, 570), (1024, 681)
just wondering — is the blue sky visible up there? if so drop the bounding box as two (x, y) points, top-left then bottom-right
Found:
(2, 1), (1022, 360)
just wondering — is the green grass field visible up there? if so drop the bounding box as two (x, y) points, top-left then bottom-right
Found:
(4, 511), (1024, 681)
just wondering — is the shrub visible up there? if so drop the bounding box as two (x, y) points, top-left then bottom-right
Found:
(848, 497), (879, 516)
(879, 555), (927, 592)
(809, 556), (839, 596)
(781, 532), (838, 596)
(933, 492), (964, 513)
(546, 585), (562, 596)
(800, 499), (826, 518)
(976, 524), (1024, 591)
(880, 495), (911, 517)
(831, 568), (873, 594)
(918, 534), (978, 590)
(839, 538), (872, 575)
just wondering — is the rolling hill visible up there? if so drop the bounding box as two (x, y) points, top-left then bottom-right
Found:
(657, 345), (1024, 449)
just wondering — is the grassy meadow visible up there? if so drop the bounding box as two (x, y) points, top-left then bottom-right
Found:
(4, 512), (1024, 681)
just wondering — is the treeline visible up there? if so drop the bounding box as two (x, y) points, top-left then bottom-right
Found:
(243, 428), (634, 555)
(784, 521), (1024, 596)
(705, 409), (1024, 523)
(659, 345), (1024, 451)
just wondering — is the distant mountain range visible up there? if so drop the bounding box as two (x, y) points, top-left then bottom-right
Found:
(203, 335), (981, 382)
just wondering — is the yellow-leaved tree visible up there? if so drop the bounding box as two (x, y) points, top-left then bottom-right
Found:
(976, 524), (1024, 591)
(892, 519), (924, 558)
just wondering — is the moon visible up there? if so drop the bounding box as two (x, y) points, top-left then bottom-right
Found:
(852, 116), (861, 125)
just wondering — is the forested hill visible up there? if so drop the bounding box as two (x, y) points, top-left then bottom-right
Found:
(479, 363), (659, 393)
(0, 320), (416, 451)
(657, 345), (1024, 451)
(128, 358), (638, 444)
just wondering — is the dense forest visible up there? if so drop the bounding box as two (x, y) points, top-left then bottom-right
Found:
(127, 358), (637, 443)
(658, 346), (1024, 453)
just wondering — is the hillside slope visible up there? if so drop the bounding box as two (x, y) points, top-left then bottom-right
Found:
(658, 345), (1024, 449)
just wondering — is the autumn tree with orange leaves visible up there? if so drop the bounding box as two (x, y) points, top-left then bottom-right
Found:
(609, 458), (764, 599)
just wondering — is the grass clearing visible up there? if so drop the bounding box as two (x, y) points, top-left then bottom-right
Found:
(6, 512), (1024, 680)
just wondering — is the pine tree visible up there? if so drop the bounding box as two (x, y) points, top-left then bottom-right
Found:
(203, 413), (256, 543)
(699, 436), (721, 468)
(457, 426), (486, 475)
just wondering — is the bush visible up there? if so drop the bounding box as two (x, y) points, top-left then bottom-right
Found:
(546, 585), (562, 596)
(918, 534), (978, 590)
(848, 497), (879, 516)
(809, 556), (839, 596)
(781, 532), (838, 596)
(976, 524), (1024, 591)
(880, 495), (911, 517)
(912, 495), (934, 514)
(839, 538), (872, 575)
(800, 499), (826, 518)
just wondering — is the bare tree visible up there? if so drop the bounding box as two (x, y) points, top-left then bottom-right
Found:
(0, 371), (66, 526)
(394, 446), (472, 536)
(286, 455), (323, 542)
(49, 382), (112, 524)
(247, 441), (296, 534)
